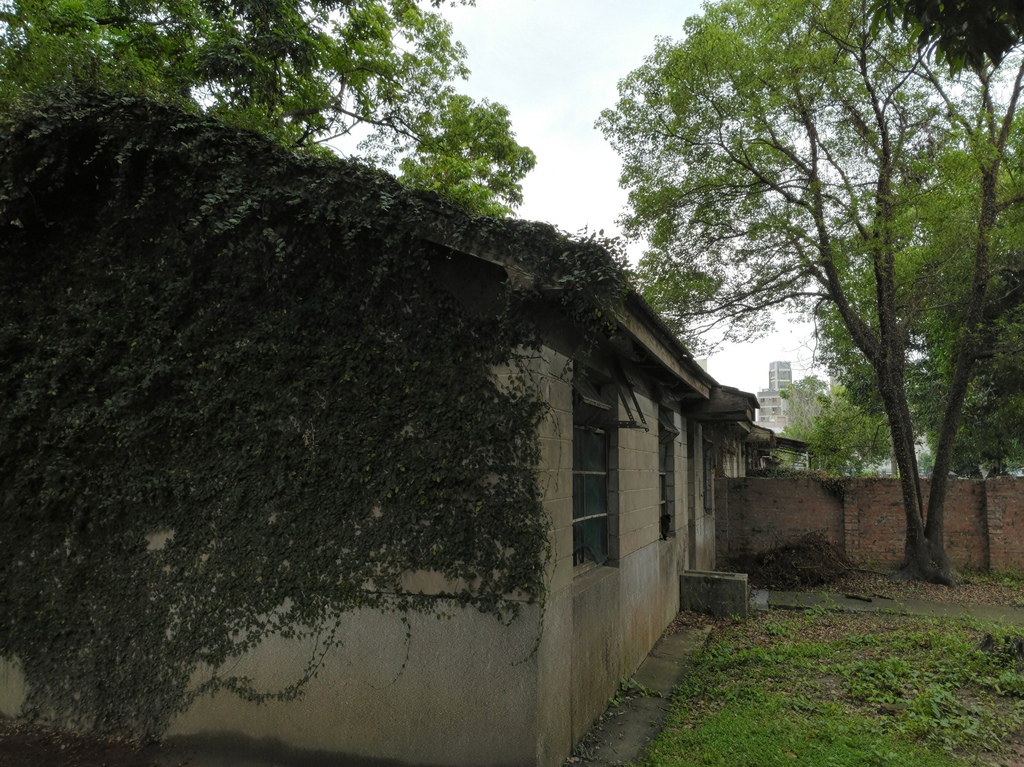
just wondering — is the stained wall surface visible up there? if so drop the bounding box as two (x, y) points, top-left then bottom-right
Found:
(1, 347), (709, 767)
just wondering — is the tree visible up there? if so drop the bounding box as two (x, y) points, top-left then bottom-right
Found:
(791, 385), (893, 475)
(778, 375), (827, 438)
(910, 325), (1024, 476)
(0, 0), (535, 215)
(600, 0), (1024, 583)
(873, 0), (1024, 72)
(779, 376), (892, 475)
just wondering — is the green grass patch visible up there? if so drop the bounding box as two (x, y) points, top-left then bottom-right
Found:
(644, 692), (956, 766)
(638, 612), (1024, 766)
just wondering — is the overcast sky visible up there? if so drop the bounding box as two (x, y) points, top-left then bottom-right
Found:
(437, 0), (823, 395)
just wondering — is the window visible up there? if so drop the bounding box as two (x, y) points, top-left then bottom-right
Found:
(703, 439), (715, 514)
(573, 424), (608, 566)
(572, 372), (614, 567)
(658, 408), (679, 539)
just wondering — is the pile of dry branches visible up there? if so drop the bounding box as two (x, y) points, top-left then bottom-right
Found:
(739, 531), (855, 590)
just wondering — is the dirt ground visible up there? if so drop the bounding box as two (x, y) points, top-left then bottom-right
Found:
(4, 566), (1021, 767)
(0, 716), (175, 767)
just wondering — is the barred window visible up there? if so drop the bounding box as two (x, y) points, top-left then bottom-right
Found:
(571, 372), (614, 567)
(658, 408), (678, 539)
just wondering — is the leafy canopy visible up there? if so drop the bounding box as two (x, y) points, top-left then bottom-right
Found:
(779, 375), (827, 440)
(600, 0), (1024, 429)
(601, 0), (937, 350)
(0, 0), (535, 215)
(784, 381), (892, 476)
(600, 0), (1024, 582)
(872, 0), (1024, 72)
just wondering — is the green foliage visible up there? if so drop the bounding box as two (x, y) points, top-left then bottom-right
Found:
(609, 675), (661, 707)
(872, 0), (1024, 72)
(599, 0), (1024, 354)
(646, 688), (957, 766)
(841, 628), (1024, 751)
(0, 0), (535, 215)
(911, 335), (1024, 476)
(395, 94), (537, 218)
(805, 386), (892, 476)
(0, 90), (625, 739)
(779, 376), (827, 440)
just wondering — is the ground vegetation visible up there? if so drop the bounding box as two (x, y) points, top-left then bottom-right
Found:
(644, 608), (1024, 766)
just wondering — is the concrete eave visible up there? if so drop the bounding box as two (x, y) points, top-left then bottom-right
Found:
(684, 385), (758, 426)
(414, 212), (731, 406)
(745, 424), (776, 445)
(612, 305), (711, 399)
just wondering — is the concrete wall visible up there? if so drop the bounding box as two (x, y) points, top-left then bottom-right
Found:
(167, 603), (543, 767)
(717, 476), (1024, 571)
(160, 347), (696, 767)
(543, 361), (686, 749)
(1, 347), (702, 767)
(687, 422), (715, 571)
(0, 659), (26, 721)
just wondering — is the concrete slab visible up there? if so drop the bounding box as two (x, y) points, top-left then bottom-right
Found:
(679, 571), (749, 619)
(570, 626), (710, 767)
(633, 627), (711, 696)
(757, 590), (1024, 626)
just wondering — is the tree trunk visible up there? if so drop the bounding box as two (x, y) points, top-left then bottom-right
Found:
(874, 360), (956, 586)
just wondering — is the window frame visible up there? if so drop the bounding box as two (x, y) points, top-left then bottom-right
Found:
(658, 407), (679, 539)
(571, 370), (616, 569)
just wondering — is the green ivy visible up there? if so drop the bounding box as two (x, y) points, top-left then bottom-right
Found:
(0, 89), (626, 740)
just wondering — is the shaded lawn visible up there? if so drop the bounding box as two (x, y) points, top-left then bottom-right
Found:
(641, 609), (1024, 767)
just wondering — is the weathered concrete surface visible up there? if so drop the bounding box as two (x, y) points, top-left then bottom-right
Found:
(571, 625), (711, 767)
(680, 570), (749, 618)
(166, 603), (542, 767)
(755, 590), (1024, 626)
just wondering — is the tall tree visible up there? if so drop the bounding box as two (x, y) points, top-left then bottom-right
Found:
(0, 0), (535, 215)
(909, 307), (1024, 476)
(600, 0), (1024, 583)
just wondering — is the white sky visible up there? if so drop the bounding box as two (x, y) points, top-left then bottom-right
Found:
(438, 0), (823, 395)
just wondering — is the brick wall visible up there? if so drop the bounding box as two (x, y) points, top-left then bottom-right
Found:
(717, 476), (1024, 571)
(985, 478), (1024, 571)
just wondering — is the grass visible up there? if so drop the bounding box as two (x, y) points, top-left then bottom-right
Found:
(638, 610), (1024, 766)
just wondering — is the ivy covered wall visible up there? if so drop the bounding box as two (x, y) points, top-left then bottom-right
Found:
(0, 90), (625, 740)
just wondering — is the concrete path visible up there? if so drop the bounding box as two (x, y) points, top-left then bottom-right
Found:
(755, 589), (1024, 625)
(568, 626), (711, 767)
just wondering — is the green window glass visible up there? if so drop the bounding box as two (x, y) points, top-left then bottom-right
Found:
(573, 425), (608, 566)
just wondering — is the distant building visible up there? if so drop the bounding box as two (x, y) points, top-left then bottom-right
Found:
(756, 360), (792, 430)
(768, 360), (793, 392)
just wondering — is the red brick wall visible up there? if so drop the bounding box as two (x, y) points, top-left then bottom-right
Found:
(841, 479), (905, 567)
(717, 476), (1024, 571)
(986, 477), (1024, 571)
(715, 477), (844, 564)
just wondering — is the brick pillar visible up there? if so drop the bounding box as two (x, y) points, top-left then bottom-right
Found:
(842, 482), (859, 564)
